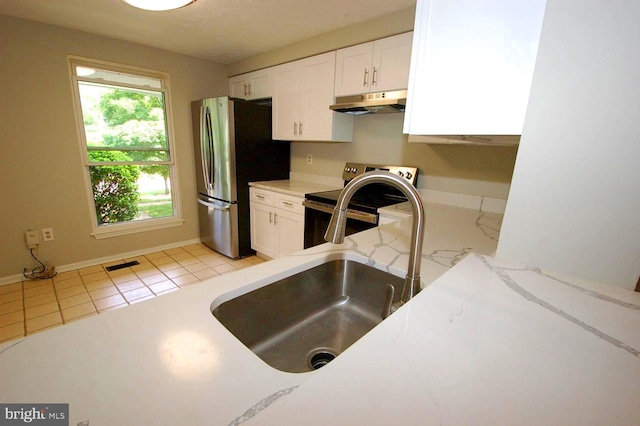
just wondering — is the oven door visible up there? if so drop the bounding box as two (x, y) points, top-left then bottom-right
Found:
(303, 200), (378, 249)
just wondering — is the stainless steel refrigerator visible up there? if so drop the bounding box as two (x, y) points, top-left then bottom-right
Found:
(191, 97), (290, 258)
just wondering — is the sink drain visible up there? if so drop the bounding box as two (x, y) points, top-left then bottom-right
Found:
(307, 348), (338, 370)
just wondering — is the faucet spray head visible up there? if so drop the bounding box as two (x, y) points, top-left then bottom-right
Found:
(324, 207), (348, 244)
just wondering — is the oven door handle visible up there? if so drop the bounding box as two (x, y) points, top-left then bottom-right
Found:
(303, 199), (378, 224)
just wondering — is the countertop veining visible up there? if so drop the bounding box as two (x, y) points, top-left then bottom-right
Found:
(1, 200), (638, 425)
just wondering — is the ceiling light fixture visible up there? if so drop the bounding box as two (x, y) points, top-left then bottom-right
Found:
(123, 0), (197, 11)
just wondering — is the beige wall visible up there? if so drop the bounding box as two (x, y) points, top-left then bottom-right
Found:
(290, 114), (517, 198)
(228, 7), (417, 76)
(0, 15), (228, 278)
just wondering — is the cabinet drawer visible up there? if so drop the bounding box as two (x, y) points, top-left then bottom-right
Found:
(275, 193), (304, 215)
(250, 187), (275, 206)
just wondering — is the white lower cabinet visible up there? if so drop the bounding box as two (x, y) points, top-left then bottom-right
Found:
(250, 199), (276, 256)
(250, 187), (305, 259)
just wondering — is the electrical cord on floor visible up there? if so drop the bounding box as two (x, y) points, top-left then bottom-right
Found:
(23, 248), (57, 280)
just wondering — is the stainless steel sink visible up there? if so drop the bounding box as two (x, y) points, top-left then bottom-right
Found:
(212, 259), (404, 373)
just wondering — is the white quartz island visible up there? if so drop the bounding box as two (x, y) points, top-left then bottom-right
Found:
(1, 202), (639, 425)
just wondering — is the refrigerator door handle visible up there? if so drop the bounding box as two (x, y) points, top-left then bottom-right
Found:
(200, 106), (215, 192)
(197, 198), (231, 211)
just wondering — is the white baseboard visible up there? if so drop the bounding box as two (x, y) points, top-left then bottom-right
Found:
(0, 238), (203, 287)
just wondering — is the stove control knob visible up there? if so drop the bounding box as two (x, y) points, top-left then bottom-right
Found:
(397, 171), (405, 178)
(405, 172), (413, 180)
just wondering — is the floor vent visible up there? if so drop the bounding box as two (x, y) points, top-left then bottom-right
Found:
(105, 260), (140, 272)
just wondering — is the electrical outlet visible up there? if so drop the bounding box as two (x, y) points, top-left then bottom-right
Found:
(25, 230), (39, 248)
(306, 154), (313, 165)
(42, 228), (54, 242)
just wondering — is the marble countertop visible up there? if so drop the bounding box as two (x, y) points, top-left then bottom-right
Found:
(378, 200), (414, 219)
(2, 202), (639, 425)
(249, 179), (340, 198)
(259, 253), (640, 425)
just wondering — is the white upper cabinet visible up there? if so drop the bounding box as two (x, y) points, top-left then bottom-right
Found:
(335, 32), (413, 97)
(403, 0), (546, 136)
(229, 68), (272, 100)
(272, 51), (353, 142)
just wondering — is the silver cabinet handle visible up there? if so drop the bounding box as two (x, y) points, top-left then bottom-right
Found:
(255, 194), (265, 200)
(269, 211), (273, 224)
(299, 122), (303, 136)
(244, 83), (248, 96)
(282, 201), (293, 207)
(363, 68), (369, 86)
(372, 67), (378, 86)
(247, 83), (252, 96)
(274, 213), (278, 226)
(294, 122), (298, 136)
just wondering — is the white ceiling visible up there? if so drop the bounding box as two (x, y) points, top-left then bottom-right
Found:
(0, 0), (416, 64)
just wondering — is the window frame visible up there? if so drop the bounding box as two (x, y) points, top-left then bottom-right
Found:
(68, 55), (183, 239)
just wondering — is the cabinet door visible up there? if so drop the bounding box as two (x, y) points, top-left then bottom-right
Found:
(272, 62), (301, 140)
(371, 32), (413, 93)
(404, 0), (545, 135)
(246, 69), (272, 100)
(299, 52), (338, 141)
(229, 75), (249, 99)
(229, 69), (272, 100)
(275, 208), (304, 257)
(334, 42), (374, 96)
(250, 202), (276, 258)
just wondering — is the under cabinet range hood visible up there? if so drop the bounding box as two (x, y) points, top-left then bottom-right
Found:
(330, 90), (407, 115)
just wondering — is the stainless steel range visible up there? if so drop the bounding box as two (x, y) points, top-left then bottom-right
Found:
(303, 162), (418, 248)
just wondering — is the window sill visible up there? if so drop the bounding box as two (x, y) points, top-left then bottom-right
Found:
(91, 216), (185, 240)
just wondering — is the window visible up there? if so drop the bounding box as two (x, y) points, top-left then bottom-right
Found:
(69, 57), (182, 238)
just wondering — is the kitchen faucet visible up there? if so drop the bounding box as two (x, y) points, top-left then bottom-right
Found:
(324, 171), (425, 317)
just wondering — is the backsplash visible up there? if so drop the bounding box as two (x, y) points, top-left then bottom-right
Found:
(289, 113), (517, 199)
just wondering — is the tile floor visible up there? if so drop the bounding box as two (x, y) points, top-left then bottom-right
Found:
(0, 243), (265, 344)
